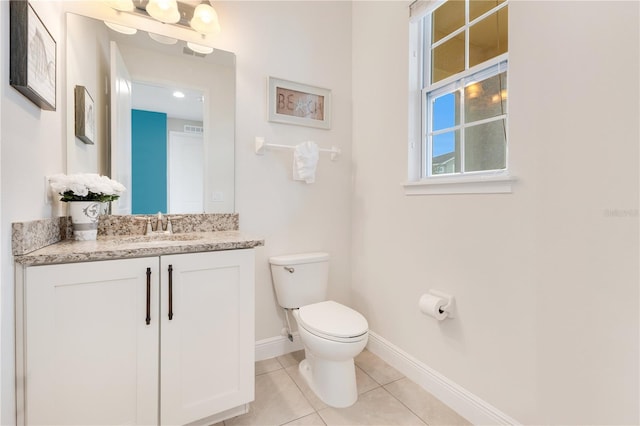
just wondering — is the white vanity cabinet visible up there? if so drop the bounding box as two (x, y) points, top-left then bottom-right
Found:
(159, 250), (255, 425)
(16, 249), (255, 426)
(19, 257), (159, 426)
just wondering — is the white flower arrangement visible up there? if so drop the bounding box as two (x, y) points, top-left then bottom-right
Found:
(49, 173), (126, 203)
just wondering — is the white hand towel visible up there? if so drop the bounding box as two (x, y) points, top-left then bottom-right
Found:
(293, 141), (319, 183)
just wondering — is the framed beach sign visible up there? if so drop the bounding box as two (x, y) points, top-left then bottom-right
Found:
(268, 77), (332, 129)
(74, 86), (95, 145)
(9, 1), (56, 111)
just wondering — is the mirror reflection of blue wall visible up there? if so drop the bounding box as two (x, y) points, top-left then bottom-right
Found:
(132, 109), (167, 214)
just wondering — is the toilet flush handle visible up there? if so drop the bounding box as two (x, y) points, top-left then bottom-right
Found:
(284, 266), (295, 273)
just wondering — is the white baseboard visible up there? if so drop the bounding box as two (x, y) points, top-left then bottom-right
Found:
(255, 333), (304, 361)
(366, 331), (520, 426)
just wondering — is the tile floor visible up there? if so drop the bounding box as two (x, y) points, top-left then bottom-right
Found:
(221, 349), (471, 426)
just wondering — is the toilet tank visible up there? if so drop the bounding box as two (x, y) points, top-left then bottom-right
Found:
(269, 252), (330, 309)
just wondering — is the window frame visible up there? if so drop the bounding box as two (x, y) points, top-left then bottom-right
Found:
(425, 60), (508, 178)
(405, 0), (515, 195)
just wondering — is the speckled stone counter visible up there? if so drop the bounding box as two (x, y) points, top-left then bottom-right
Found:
(14, 231), (264, 266)
(12, 217), (68, 256)
(97, 213), (240, 236)
(12, 213), (264, 266)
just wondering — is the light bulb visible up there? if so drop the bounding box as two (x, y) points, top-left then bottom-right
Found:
(146, 0), (180, 24)
(196, 6), (212, 23)
(156, 0), (173, 10)
(190, 3), (221, 34)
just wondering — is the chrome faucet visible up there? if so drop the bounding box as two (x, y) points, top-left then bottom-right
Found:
(135, 212), (184, 235)
(152, 212), (183, 235)
(155, 212), (164, 232)
(154, 211), (177, 234)
(135, 213), (180, 235)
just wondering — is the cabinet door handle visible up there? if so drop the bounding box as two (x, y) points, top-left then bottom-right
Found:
(145, 267), (151, 325)
(168, 265), (174, 320)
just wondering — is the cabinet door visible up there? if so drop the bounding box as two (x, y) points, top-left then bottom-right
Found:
(23, 258), (159, 425)
(160, 249), (255, 425)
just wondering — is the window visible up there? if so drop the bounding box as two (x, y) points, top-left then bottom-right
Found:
(407, 0), (512, 194)
(429, 62), (507, 176)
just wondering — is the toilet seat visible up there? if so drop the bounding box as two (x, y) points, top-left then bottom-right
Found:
(297, 301), (368, 343)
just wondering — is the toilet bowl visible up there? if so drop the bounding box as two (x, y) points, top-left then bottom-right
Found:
(293, 301), (368, 407)
(269, 253), (369, 408)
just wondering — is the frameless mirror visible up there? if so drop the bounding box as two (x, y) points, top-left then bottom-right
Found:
(65, 12), (235, 214)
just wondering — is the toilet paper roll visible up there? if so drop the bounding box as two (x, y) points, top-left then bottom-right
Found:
(419, 294), (448, 320)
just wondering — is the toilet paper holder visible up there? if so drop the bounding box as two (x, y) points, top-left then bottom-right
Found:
(426, 290), (456, 319)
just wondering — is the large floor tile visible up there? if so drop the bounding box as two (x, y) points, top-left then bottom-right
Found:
(282, 413), (327, 426)
(236, 351), (468, 426)
(354, 349), (404, 385)
(285, 364), (327, 411)
(384, 378), (471, 426)
(277, 349), (305, 368)
(255, 357), (282, 376)
(317, 387), (426, 425)
(225, 369), (314, 426)
(354, 366), (380, 395)
(285, 363), (381, 412)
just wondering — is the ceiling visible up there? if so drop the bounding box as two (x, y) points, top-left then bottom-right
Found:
(131, 81), (204, 122)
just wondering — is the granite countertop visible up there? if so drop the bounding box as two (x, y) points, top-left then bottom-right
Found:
(14, 230), (265, 266)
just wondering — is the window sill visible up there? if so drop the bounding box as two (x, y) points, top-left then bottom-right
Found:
(403, 173), (516, 195)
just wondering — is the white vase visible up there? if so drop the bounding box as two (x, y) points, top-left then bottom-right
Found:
(69, 201), (102, 241)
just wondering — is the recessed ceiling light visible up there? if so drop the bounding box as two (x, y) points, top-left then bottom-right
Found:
(173, 91), (185, 98)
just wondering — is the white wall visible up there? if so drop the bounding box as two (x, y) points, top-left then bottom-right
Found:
(1, 2), (67, 423)
(211, 1), (354, 340)
(352, 1), (639, 424)
(0, 1), (352, 423)
(0, 4), (3, 423)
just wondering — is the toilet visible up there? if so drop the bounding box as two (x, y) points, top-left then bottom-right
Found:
(269, 252), (369, 408)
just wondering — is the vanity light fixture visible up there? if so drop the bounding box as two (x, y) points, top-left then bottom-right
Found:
(106, 0), (221, 36)
(172, 91), (185, 98)
(187, 42), (214, 55)
(106, 0), (134, 12)
(145, 0), (180, 24)
(104, 0), (220, 54)
(104, 21), (138, 35)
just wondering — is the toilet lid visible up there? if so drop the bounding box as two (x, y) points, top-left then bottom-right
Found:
(298, 301), (368, 338)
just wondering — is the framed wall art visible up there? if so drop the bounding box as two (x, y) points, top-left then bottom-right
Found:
(268, 77), (332, 130)
(74, 86), (95, 145)
(9, 1), (56, 111)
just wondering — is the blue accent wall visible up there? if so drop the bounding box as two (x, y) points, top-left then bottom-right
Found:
(131, 109), (167, 214)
